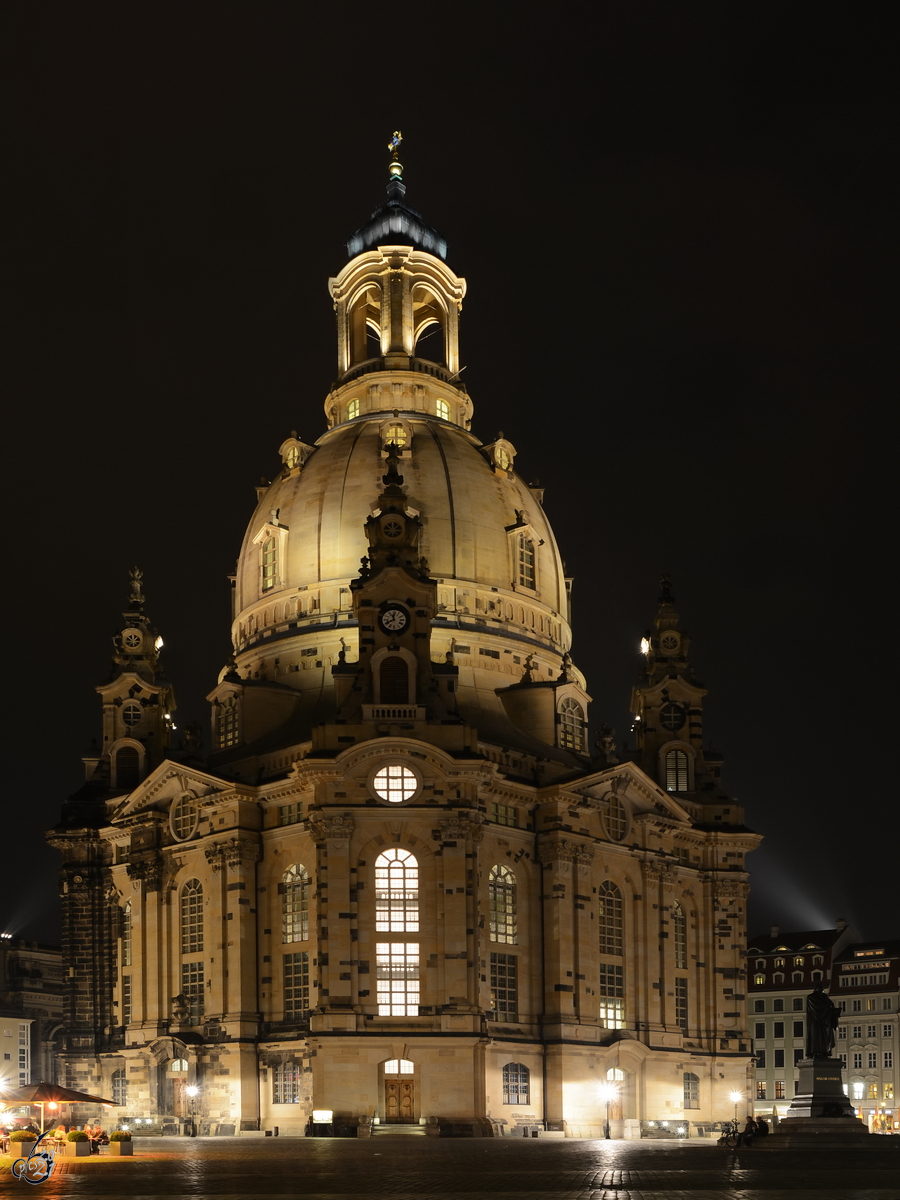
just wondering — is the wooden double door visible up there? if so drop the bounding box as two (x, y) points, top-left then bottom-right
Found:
(384, 1079), (415, 1123)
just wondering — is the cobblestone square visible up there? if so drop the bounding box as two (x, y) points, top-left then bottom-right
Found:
(3, 1135), (899, 1199)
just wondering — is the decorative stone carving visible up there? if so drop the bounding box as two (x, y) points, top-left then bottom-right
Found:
(436, 815), (484, 842)
(310, 817), (354, 844)
(127, 856), (162, 891)
(714, 879), (748, 900)
(205, 837), (261, 871)
(642, 861), (677, 889)
(538, 839), (592, 867)
(170, 993), (190, 1022)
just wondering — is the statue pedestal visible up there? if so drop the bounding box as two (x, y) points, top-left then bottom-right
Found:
(760, 1057), (870, 1147)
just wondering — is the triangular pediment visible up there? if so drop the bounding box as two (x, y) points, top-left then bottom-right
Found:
(109, 760), (238, 824)
(571, 760), (692, 823)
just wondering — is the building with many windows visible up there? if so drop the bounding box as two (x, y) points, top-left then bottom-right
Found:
(49, 150), (761, 1138)
(833, 940), (898, 1133)
(0, 936), (64, 1086)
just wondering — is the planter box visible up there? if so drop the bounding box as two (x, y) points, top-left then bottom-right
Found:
(10, 1142), (37, 1159)
(65, 1141), (91, 1156)
(108, 1142), (133, 1155)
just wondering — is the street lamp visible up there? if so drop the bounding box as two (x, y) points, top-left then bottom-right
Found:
(597, 1083), (620, 1140)
(185, 1086), (199, 1137)
(729, 1091), (742, 1125)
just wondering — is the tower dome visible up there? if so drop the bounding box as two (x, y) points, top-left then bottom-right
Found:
(211, 149), (589, 772)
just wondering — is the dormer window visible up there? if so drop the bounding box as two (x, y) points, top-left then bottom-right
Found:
(558, 697), (585, 751)
(517, 534), (535, 589)
(285, 445), (300, 468)
(217, 696), (239, 749)
(383, 422), (408, 448)
(261, 537), (277, 592)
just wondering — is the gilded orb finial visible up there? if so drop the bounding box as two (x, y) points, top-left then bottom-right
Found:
(388, 130), (403, 180)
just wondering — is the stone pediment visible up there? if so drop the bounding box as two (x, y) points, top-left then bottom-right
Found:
(109, 760), (238, 823)
(571, 760), (692, 824)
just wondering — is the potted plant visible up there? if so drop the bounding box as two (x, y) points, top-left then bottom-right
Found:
(65, 1130), (91, 1157)
(108, 1131), (133, 1156)
(9, 1130), (37, 1160)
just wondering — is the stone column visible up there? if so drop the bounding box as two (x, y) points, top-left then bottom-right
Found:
(434, 815), (483, 1029)
(309, 816), (354, 1026)
(538, 839), (580, 1032)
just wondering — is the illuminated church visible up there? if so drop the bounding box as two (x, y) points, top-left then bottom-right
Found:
(50, 142), (760, 1138)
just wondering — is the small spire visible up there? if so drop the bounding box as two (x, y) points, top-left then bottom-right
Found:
(128, 566), (145, 610)
(387, 130), (403, 180)
(658, 574), (675, 606)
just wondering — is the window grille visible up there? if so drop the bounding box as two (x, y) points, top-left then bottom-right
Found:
(675, 978), (688, 1030)
(488, 865), (517, 944)
(112, 1069), (127, 1107)
(673, 902), (686, 969)
(121, 975), (131, 1025)
(517, 535), (535, 588)
(665, 749), (688, 791)
(284, 952), (310, 1018)
(490, 953), (518, 1022)
(558, 697), (585, 751)
(598, 882), (623, 955)
(261, 537), (277, 592)
(435, 399), (450, 421)
(775, 1081), (786, 1099)
(683, 1072), (699, 1109)
(384, 1059), (414, 1075)
(347, 398), (360, 420)
(181, 961), (204, 1023)
(218, 698), (239, 748)
(279, 802), (302, 825)
(491, 802), (518, 827)
(375, 849), (419, 932)
(502, 1062), (529, 1104)
(604, 798), (627, 841)
(756, 1081), (767, 1099)
(598, 963), (624, 1028)
(181, 880), (203, 954)
(376, 943), (420, 1015)
(372, 765), (418, 804)
(273, 1061), (302, 1103)
(282, 864), (310, 943)
(122, 901), (132, 967)
(171, 795), (198, 840)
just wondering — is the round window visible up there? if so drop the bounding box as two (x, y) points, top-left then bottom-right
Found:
(371, 764), (420, 805)
(122, 703), (142, 728)
(603, 796), (629, 842)
(122, 630), (142, 649)
(170, 795), (199, 841)
(659, 702), (685, 732)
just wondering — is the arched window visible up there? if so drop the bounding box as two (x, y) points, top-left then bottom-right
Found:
(181, 880), (203, 954)
(347, 397), (360, 420)
(502, 1062), (529, 1105)
(558, 697), (585, 751)
(603, 797), (628, 842)
(170, 1058), (189, 1072)
(665, 749), (688, 792)
(673, 902), (687, 969)
(282, 864), (310, 943)
(794, 956), (804, 967)
(115, 746), (140, 790)
(488, 865), (517, 944)
(122, 901), (132, 967)
(261, 537), (277, 592)
(379, 655), (410, 704)
(112, 1068), (127, 1107)
(384, 1058), (414, 1075)
(217, 697), (239, 748)
(683, 1072), (699, 1109)
(792, 971), (802, 983)
(383, 422), (408, 449)
(516, 534), (535, 588)
(598, 881), (623, 955)
(435, 398), (450, 421)
(754, 973), (765, 985)
(375, 849), (419, 932)
(273, 1061), (301, 1103)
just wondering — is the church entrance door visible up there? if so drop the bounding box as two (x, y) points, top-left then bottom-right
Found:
(384, 1080), (415, 1123)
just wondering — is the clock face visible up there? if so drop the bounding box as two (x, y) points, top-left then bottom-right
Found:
(660, 702), (685, 732)
(123, 630), (142, 649)
(380, 607), (409, 633)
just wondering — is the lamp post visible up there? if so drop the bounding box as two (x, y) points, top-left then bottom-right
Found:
(598, 1083), (620, 1140)
(729, 1091), (742, 1126)
(185, 1086), (199, 1137)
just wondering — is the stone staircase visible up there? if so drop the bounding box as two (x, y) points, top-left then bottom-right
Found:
(372, 1123), (426, 1136)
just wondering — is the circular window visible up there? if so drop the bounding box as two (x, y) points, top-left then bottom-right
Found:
(170, 795), (199, 841)
(122, 703), (142, 728)
(382, 519), (404, 539)
(371, 764), (420, 805)
(660, 632), (680, 654)
(122, 630), (142, 649)
(603, 796), (629, 842)
(659, 702), (685, 732)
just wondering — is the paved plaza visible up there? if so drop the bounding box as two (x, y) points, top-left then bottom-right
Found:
(2, 1135), (899, 1200)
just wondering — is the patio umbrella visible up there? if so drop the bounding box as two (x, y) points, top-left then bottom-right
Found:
(1, 1082), (117, 1131)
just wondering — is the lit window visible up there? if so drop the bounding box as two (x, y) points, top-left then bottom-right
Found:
(376, 942), (420, 1015)
(375, 849), (419, 933)
(217, 697), (239, 748)
(885, 1083), (895, 1101)
(675, 978), (688, 1030)
(181, 961), (204, 1023)
(384, 1059), (414, 1075)
(121, 975), (131, 1025)
(282, 864), (310, 943)
(347, 398), (360, 420)
(279, 802), (302, 826)
(558, 697), (585, 751)
(112, 1069), (127, 1107)
(775, 1080), (786, 1099)
(372, 764), (418, 804)
(683, 1072), (699, 1109)
(495, 446), (512, 471)
(285, 444), (300, 468)
(435, 399), (449, 421)
(171, 795), (198, 841)
(181, 880), (203, 954)
(665, 750), (688, 792)
(383, 422), (408, 448)
(170, 1058), (189, 1072)
(502, 1062), (529, 1104)
(599, 963), (624, 1028)
(261, 537), (277, 592)
(754, 974), (765, 986)
(794, 957), (804, 967)
(598, 882), (623, 956)
(489, 865), (517, 945)
(122, 901), (132, 967)
(673, 902), (686, 969)
(756, 1081), (767, 1099)
(273, 1061), (301, 1103)
(852, 1080), (864, 1099)
(516, 534), (535, 589)
(284, 952), (309, 1018)
(490, 953), (517, 1022)
(868, 1082), (878, 1099)
(491, 802), (518, 827)
(122, 703), (142, 728)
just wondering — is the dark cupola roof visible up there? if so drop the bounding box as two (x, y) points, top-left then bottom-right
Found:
(346, 133), (448, 260)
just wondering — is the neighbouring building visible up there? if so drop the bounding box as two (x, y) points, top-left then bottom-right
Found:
(0, 936), (65, 1085)
(48, 147), (761, 1138)
(833, 939), (898, 1133)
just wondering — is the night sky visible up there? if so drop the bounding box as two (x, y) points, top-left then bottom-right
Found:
(5, 7), (896, 946)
